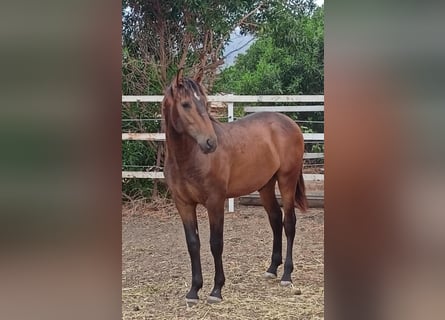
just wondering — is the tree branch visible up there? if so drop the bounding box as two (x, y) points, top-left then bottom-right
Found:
(234, 1), (265, 31)
(178, 12), (192, 70)
(200, 1), (265, 89)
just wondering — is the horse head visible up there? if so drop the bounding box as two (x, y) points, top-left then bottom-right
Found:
(163, 68), (218, 154)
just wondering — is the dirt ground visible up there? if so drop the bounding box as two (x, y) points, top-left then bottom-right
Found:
(122, 201), (324, 320)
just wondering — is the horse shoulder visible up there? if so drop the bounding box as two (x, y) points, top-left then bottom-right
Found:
(166, 155), (215, 203)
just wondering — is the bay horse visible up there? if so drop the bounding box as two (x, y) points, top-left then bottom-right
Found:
(162, 69), (308, 305)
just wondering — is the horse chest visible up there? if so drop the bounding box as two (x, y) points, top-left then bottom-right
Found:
(165, 162), (212, 203)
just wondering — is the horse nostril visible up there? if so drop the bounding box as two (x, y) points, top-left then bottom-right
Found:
(200, 138), (217, 153)
(206, 138), (216, 151)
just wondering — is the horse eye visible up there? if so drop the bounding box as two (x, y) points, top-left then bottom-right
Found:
(181, 102), (191, 109)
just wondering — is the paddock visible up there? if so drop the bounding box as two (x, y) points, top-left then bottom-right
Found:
(122, 201), (323, 320)
(122, 94), (324, 318)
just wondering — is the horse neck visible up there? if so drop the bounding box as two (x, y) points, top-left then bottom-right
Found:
(165, 121), (198, 164)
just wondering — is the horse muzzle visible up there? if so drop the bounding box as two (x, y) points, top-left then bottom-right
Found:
(199, 137), (217, 154)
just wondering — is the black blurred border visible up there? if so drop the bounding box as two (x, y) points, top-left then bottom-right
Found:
(326, 1), (445, 319)
(0, 1), (122, 320)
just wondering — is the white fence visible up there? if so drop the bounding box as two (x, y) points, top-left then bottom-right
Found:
(122, 95), (324, 211)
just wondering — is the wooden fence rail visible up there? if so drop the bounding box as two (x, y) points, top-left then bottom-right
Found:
(122, 171), (324, 181)
(122, 95), (324, 103)
(121, 132), (324, 142)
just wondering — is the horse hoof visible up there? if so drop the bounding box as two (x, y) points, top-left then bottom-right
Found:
(207, 295), (223, 304)
(185, 298), (199, 307)
(263, 272), (277, 279)
(280, 280), (293, 287)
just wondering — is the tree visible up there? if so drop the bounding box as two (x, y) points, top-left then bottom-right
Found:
(122, 0), (271, 92)
(214, 3), (323, 95)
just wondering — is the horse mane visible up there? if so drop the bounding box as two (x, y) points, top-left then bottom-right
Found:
(181, 78), (219, 123)
(162, 76), (218, 124)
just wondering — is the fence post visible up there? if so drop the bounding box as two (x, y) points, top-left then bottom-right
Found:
(227, 97), (235, 213)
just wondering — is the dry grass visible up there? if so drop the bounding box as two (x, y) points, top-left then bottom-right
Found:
(122, 201), (324, 320)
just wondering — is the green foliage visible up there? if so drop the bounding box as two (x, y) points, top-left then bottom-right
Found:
(214, 5), (324, 95)
(214, 37), (285, 94)
(122, 47), (164, 95)
(298, 123), (324, 154)
(122, 141), (156, 199)
(121, 94), (164, 200)
(122, 0), (270, 87)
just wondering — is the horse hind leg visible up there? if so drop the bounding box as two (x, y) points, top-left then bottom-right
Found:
(259, 176), (283, 279)
(276, 172), (299, 286)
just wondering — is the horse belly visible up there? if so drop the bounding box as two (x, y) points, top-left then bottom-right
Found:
(226, 150), (278, 198)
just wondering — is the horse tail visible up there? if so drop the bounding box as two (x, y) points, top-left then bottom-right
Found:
(295, 168), (308, 212)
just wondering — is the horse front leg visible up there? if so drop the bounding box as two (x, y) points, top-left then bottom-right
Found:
(206, 197), (226, 303)
(177, 202), (203, 305)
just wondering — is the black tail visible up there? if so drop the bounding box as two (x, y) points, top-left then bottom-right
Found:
(295, 169), (308, 212)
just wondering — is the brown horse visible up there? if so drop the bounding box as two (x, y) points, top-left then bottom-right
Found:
(162, 69), (308, 305)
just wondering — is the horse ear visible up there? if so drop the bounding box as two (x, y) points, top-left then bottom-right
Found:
(194, 67), (204, 83)
(175, 68), (184, 87)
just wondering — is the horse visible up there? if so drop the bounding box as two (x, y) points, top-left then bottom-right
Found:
(162, 69), (308, 305)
